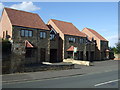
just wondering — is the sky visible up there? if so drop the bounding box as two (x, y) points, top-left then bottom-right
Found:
(0, 2), (118, 47)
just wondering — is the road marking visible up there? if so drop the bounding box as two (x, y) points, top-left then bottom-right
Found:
(94, 79), (120, 87)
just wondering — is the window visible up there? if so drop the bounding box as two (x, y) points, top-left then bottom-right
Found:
(20, 30), (33, 37)
(21, 30), (24, 37)
(83, 38), (86, 43)
(50, 34), (55, 40)
(25, 30), (29, 37)
(80, 38), (84, 44)
(6, 31), (8, 36)
(40, 32), (46, 39)
(6, 30), (11, 39)
(80, 38), (86, 44)
(6, 31), (8, 38)
(103, 41), (108, 47)
(3, 31), (5, 38)
(69, 37), (76, 43)
(29, 31), (32, 37)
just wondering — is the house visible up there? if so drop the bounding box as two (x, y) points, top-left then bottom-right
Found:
(82, 27), (109, 60)
(47, 19), (96, 62)
(47, 24), (63, 63)
(0, 7), (50, 65)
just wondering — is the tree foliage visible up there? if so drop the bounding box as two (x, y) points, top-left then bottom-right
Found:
(110, 42), (120, 54)
(2, 39), (12, 54)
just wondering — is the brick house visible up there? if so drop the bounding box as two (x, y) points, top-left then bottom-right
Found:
(48, 19), (96, 62)
(0, 8), (50, 65)
(47, 25), (63, 63)
(82, 27), (109, 60)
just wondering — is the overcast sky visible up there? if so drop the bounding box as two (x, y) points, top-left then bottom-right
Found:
(0, 2), (118, 47)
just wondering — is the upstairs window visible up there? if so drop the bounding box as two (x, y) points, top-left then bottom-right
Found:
(40, 32), (46, 39)
(69, 37), (76, 43)
(6, 31), (8, 36)
(50, 34), (55, 40)
(101, 41), (108, 47)
(80, 38), (85, 44)
(3, 31), (5, 38)
(29, 31), (32, 37)
(25, 30), (29, 37)
(50, 29), (56, 40)
(21, 30), (25, 37)
(21, 30), (33, 37)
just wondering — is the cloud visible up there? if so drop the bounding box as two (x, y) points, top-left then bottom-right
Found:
(0, 2), (40, 18)
(0, 3), (4, 11)
(0, 3), (4, 18)
(97, 28), (118, 47)
(9, 2), (40, 11)
(106, 35), (118, 47)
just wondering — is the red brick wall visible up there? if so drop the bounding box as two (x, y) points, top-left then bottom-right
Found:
(0, 9), (12, 39)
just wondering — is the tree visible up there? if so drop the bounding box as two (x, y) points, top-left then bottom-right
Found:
(115, 42), (120, 54)
(2, 39), (12, 54)
(110, 42), (120, 54)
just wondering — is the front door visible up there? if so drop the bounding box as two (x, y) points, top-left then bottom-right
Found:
(90, 52), (94, 62)
(40, 48), (46, 62)
(50, 49), (57, 63)
(80, 51), (83, 60)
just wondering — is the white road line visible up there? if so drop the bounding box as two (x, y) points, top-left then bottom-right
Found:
(94, 79), (120, 87)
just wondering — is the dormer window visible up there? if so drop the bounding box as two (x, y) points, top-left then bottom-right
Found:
(50, 34), (55, 40)
(50, 28), (57, 40)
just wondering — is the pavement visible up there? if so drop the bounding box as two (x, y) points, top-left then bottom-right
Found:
(2, 60), (119, 84)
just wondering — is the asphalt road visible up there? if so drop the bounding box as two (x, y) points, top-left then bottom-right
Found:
(3, 70), (119, 88)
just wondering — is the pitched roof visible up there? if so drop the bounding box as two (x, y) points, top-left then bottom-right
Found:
(25, 40), (34, 48)
(50, 19), (86, 37)
(4, 8), (49, 30)
(88, 37), (92, 41)
(85, 27), (108, 41)
(67, 46), (74, 51)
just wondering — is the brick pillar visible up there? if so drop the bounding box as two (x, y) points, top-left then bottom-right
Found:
(10, 42), (25, 73)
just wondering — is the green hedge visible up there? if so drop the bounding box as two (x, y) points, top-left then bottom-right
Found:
(2, 39), (11, 54)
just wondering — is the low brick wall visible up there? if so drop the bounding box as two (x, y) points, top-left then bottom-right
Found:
(3, 63), (74, 74)
(21, 64), (74, 73)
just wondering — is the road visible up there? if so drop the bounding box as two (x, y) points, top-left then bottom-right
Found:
(3, 70), (119, 88)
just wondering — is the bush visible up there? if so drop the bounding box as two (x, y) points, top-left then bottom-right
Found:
(2, 39), (11, 54)
(109, 42), (120, 54)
